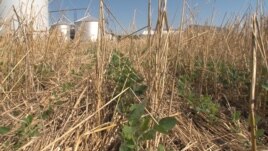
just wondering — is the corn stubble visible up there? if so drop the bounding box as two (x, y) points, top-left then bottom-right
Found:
(0, 2), (268, 151)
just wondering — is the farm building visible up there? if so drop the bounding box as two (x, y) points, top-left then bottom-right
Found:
(141, 29), (155, 36)
(50, 15), (74, 40)
(75, 15), (99, 42)
(141, 28), (177, 36)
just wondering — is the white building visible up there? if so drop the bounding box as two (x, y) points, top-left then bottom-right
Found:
(141, 29), (155, 36)
(50, 15), (74, 41)
(75, 15), (99, 42)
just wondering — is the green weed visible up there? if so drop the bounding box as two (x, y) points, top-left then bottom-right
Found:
(8, 115), (40, 150)
(107, 52), (176, 150)
(40, 106), (54, 120)
(261, 81), (268, 91)
(231, 110), (241, 123)
(178, 76), (219, 121)
(0, 126), (11, 135)
(108, 52), (147, 113)
(61, 82), (74, 92)
(120, 102), (177, 151)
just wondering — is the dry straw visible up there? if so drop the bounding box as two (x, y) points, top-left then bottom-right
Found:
(0, 0), (267, 151)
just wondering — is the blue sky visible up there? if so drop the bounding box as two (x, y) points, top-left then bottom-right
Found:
(49, 0), (263, 33)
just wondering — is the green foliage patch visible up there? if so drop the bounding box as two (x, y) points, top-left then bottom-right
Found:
(108, 52), (176, 150)
(108, 52), (147, 113)
(120, 103), (177, 151)
(0, 126), (11, 135)
(178, 75), (219, 121)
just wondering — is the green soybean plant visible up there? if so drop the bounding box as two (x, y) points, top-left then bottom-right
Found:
(119, 102), (177, 151)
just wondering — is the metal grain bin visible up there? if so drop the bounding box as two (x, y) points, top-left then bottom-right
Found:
(75, 15), (98, 42)
(50, 15), (74, 40)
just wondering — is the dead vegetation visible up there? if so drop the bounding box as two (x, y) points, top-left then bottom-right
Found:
(0, 1), (268, 151)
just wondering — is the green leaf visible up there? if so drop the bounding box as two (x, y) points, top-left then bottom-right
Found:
(22, 115), (33, 126)
(154, 117), (177, 134)
(129, 103), (145, 125)
(119, 143), (134, 151)
(256, 129), (265, 138)
(0, 127), (11, 135)
(28, 126), (40, 137)
(133, 84), (147, 96)
(122, 126), (134, 140)
(262, 82), (268, 91)
(158, 144), (165, 151)
(41, 107), (54, 120)
(119, 137), (135, 151)
(140, 117), (150, 132)
(141, 129), (156, 141)
(178, 79), (186, 95)
(231, 111), (241, 122)
(61, 82), (74, 92)
(255, 115), (261, 125)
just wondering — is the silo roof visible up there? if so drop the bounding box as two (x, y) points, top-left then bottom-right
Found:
(75, 15), (98, 23)
(52, 15), (73, 26)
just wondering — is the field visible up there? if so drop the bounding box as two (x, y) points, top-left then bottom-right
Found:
(0, 3), (268, 151)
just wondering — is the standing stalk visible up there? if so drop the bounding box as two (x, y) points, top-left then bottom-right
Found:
(148, 0), (152, 43)
(147, 0), (152, 104)
(153, 0), (170, 149)
(13, 6), (33, 95)
(249, 14), (258, 151)
(151, 0), (169, 111)
(96, 0), (105, 124)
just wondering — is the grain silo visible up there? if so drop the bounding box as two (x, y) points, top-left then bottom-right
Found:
(0, 0), (49, 35)
(50, 15), (74, 40)
(75, 15), (98, 42)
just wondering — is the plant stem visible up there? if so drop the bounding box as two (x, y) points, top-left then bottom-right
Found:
(249, 14), (258, 151)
